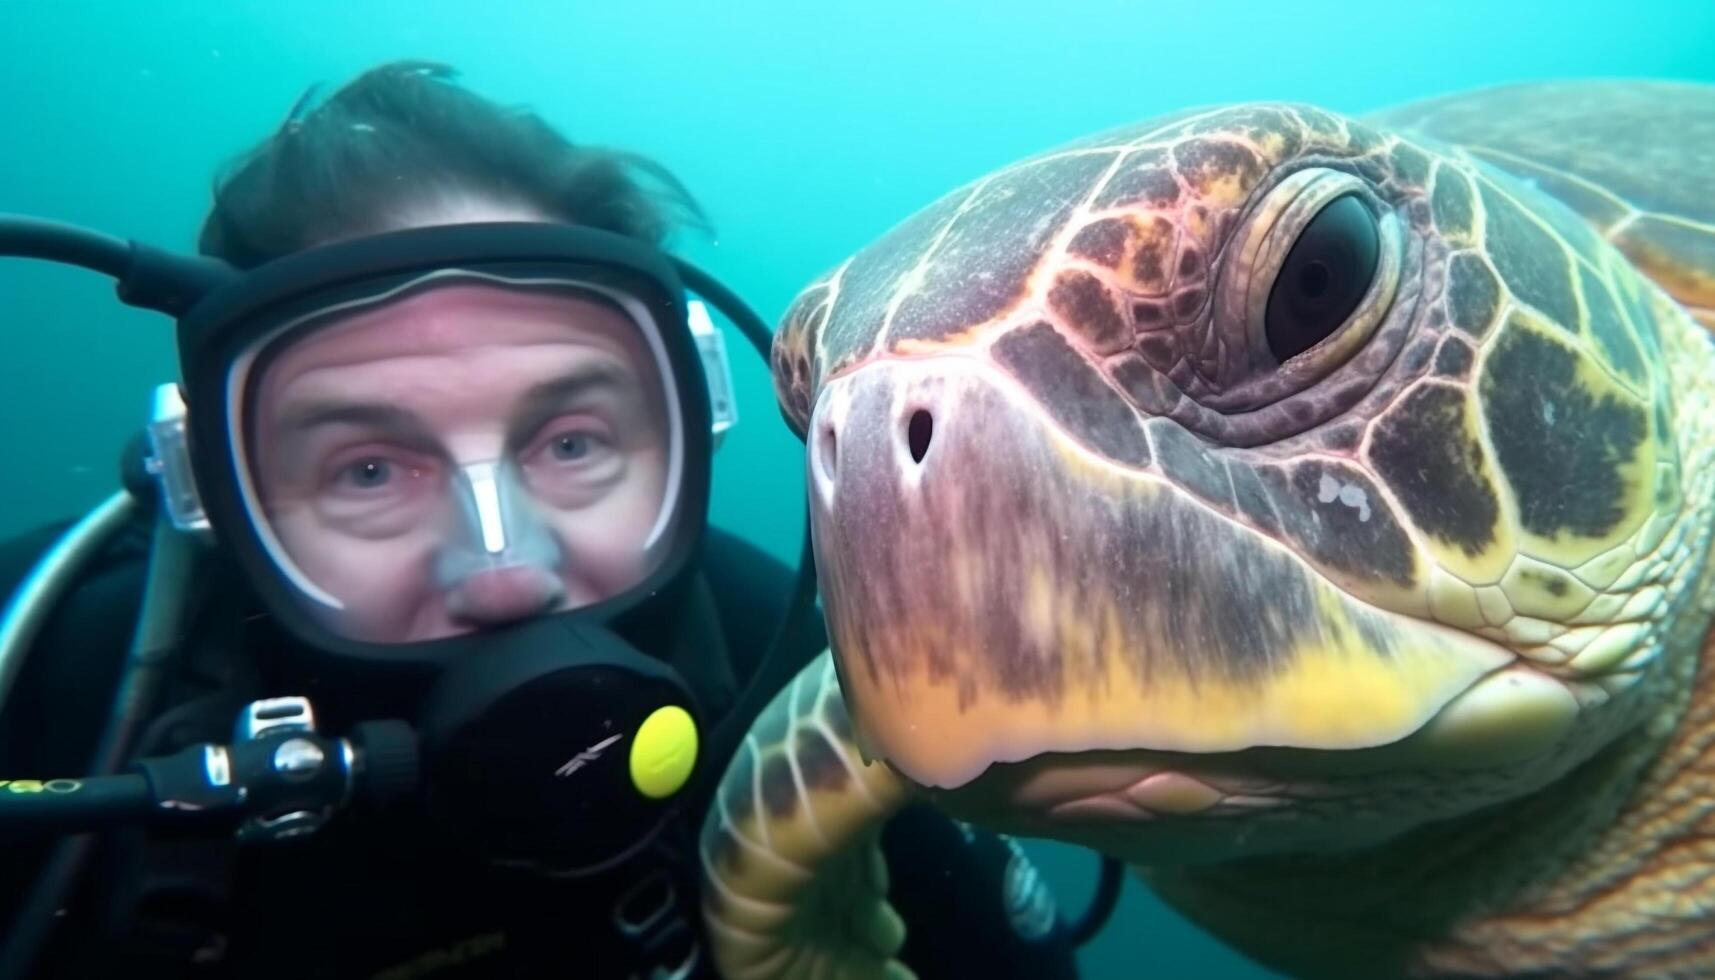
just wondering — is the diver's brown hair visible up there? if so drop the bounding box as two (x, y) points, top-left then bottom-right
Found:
(197, 60), (706, 266)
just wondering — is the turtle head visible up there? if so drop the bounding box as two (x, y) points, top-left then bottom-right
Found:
(774, 101), (1701, 864)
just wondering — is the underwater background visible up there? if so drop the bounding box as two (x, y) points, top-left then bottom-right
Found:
(2, 1), (1712, 976)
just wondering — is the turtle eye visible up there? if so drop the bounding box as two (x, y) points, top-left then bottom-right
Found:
(1264, 194), (1379, 363)
(1200, 165), (1400, 424)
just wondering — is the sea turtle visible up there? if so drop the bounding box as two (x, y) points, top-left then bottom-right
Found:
(699, 80), (1715, 979)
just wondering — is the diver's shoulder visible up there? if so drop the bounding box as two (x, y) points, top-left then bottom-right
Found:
(0, 508), (157, 774)
(697, 525), (825, 686)
(697, 525), (800, 610)
(0, 508), (153, 600)
(699, 525), (788, 574)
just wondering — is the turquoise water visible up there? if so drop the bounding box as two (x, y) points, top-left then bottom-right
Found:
(2, 1), (1712, 976)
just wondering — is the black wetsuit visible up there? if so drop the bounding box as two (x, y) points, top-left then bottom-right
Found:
(0, 513), (1082, 979)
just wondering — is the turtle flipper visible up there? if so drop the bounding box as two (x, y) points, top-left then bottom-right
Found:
(700, 650), (917, 980)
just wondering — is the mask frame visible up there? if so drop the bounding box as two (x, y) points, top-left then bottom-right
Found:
(174, 222), (715, 677)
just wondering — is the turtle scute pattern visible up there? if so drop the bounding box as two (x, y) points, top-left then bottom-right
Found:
(1368, 79), (1715, 326)
(773, 98), (1703, 699)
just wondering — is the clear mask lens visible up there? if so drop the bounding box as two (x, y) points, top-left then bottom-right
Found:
(227, 273), (687, 644)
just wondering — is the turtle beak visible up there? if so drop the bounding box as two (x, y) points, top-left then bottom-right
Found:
(804, 355), (1511, 793)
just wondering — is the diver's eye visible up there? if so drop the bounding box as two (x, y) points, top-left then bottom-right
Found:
(550, 432), (594, 461)
(343, 458), (392, 488)
(1264, 194), (1379, 363)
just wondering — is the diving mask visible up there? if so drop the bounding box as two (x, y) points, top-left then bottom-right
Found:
(233, 274), (686, 645)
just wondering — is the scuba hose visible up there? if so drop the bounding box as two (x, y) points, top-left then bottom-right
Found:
(671, 259), (773, 356)
(0, 217), (131, 279)
(0, 215), (231, 316)
(671, 259), (822, 783)
(0, 217), (183, 976)
(0, 502), (207, 980)
(1071, 857), (1125, 947)
(0, 491), (140, 712)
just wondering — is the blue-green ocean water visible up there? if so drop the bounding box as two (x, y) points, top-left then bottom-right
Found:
(2, 2), (1712, 976)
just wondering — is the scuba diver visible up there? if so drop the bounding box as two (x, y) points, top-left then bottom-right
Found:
(0, 62), (1114, 978)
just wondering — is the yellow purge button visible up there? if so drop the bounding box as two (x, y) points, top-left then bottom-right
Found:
(629, 705), (699, 799)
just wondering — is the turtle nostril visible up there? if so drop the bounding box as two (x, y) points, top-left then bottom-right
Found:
(907, 409), (933, 464)
(816, 424), (839, 484)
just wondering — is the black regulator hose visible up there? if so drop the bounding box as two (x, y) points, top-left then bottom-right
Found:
(1070, 856), (1125, 947)
(0, 215), (132, 277)
(0, 510), (202, 980)
(0, 219), (223, 979)
(670, 258), (821, 783)
(0, 213), (233, 315)
(0, 775), (155, 837)
(671, 258), (775, 357)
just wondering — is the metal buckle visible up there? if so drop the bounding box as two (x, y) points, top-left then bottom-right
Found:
(235, 696), (317, 743)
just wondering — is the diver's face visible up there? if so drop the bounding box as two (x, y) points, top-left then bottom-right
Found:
(249, 283), (671, 643)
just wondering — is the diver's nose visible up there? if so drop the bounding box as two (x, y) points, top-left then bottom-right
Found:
(446, 565), (566, 626)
